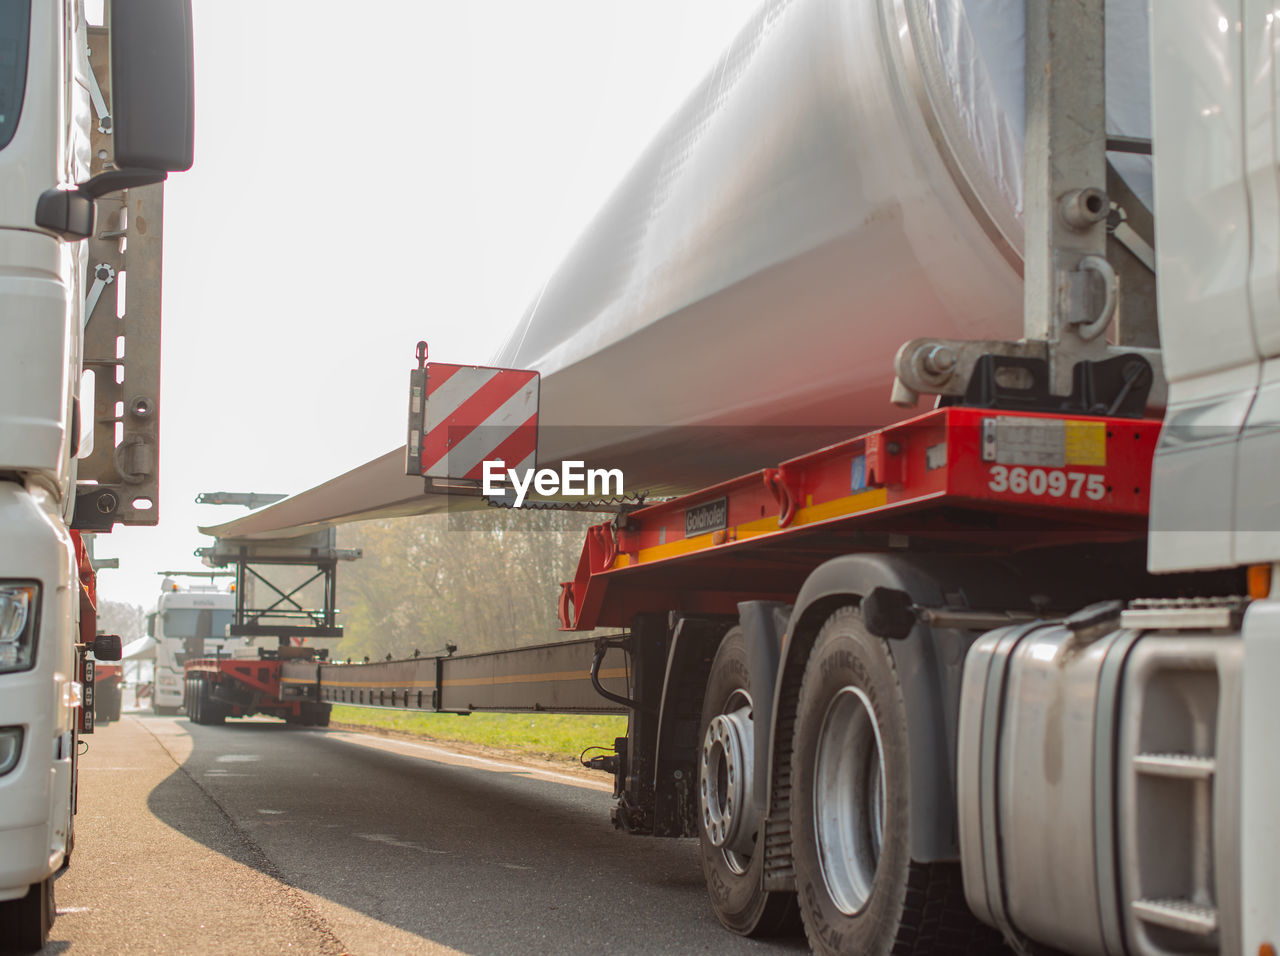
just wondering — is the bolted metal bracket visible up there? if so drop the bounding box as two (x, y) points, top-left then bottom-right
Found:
(892, 338), (1048, 407)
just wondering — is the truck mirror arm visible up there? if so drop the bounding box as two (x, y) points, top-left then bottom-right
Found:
(34, 167), (169, 241)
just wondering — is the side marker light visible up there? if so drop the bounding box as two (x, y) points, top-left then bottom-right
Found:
(1247, 563), (1272, 600)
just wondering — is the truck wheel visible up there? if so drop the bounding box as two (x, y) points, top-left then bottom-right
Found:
(697, 627), (797, 936)
(0, 877), (55, 952)
(196, 677), (224, 726)
(791, 606), (1002, 956)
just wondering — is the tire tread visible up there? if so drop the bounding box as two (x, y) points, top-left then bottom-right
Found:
(892, 861), (1009, 956)
(793, 606), (1010, 956)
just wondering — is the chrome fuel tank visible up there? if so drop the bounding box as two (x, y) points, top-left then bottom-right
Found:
(958, 612), (1243, 956)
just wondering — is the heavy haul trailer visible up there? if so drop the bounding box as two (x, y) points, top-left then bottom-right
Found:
(179, 529), (359, 727)
(205, 401), (1255, 954)
(192, 1), (1279, 954)
(182, 522), (634, 724)
(392, 5), (1280, 954)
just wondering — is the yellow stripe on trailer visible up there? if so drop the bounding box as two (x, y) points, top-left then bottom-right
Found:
(619, 487), (889, 568)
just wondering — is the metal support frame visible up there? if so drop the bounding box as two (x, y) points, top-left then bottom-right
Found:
(612, 613), (671, 834)
(197, 530), (360, 641)
(889, 0), (1161, 413)
(1022, 0), (1111, 393)
(231, 561), (341, 638)
(73, 24), (167, 530)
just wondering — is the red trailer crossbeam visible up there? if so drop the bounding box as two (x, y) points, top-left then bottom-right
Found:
(183, 656), (309, 721)
(560, 407), (1160, 630)
(186, 657), (283, 698)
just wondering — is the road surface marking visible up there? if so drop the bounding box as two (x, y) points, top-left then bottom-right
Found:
(323, 730), (612, 792)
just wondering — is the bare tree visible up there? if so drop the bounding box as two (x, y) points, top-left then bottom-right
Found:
(97, 600), (145, 643)
(335, 509), (599, 661)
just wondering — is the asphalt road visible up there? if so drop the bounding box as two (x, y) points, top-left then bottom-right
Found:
(44, 713), (807, 955)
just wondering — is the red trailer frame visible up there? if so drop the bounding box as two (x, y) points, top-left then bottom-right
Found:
(182, 656), (328, 726)
(560, 406), (1159, 630)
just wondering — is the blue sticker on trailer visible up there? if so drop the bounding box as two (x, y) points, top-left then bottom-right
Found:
(851, 455), (867, 492)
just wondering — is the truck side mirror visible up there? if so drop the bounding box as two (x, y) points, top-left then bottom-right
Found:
(34, 0), (194, 240)
(146, 612), (157, 637)
(110, 0), (195, 172)
(34, 190), (94, 241)
(93, 634), (123, 661)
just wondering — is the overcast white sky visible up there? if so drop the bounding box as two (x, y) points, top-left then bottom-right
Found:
(92, 1), (763, 610)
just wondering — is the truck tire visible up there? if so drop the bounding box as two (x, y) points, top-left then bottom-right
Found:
(189, 676), (203, 724)
(0, 877), (55, 952)
(697, 627), (797, 937)
(192, 676), (225, 726)
(790, 606), (1003, 956)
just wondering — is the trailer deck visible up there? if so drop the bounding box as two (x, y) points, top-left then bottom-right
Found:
(562, 406), (1160, 630)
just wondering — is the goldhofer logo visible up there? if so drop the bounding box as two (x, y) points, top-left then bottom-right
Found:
(685, 498), (728, 537)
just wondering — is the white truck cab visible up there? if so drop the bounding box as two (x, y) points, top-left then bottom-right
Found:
(0, 1), (192, 949)
(147, 578), (236, 714)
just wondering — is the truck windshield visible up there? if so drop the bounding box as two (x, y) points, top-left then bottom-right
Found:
(163, 608), (234, 640)
(0, 2), (30, 151)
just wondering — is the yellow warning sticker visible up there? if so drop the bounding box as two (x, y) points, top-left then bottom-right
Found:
(1064, 420), (1107, 466)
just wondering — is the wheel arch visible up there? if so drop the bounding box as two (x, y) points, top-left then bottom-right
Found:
(768, 553), (1030, 867)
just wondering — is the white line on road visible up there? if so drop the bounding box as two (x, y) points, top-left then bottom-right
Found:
(322, 730), (614, 792)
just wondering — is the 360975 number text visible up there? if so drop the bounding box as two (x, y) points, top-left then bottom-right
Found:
(987, 465), (1106, 501)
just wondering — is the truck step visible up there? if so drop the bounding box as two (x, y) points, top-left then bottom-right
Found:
(1131, 898), (1219, 935)
(1121, 596), (1247, 631)
(1132, 752), (1216, 779)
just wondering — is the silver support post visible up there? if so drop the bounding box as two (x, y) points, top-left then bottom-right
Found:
(76, 22), (167, 529)
(1023, 0), (1113, 395)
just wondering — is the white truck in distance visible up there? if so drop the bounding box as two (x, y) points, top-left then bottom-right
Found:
(147, 578), (235, 715)
(0, 0), (193, 951)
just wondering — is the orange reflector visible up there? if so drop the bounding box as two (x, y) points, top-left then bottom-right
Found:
(1248, 564), (1273, 600)
(1258, 943), (1275, 956)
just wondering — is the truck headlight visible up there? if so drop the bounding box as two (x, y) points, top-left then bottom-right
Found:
(0, 727), (22, 775)
(0, 583), (38, 673)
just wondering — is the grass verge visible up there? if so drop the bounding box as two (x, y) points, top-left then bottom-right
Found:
(330, 706), (626, 762)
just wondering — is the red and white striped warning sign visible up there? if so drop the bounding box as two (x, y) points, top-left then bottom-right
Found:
(415, 362), (539, 481)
